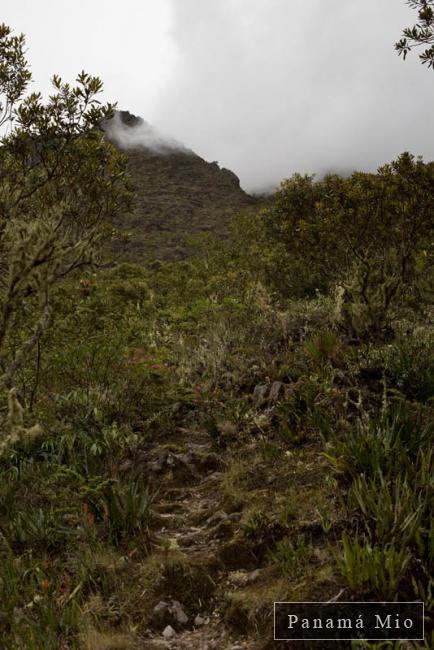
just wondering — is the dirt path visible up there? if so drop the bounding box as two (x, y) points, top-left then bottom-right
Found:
(140, 432), (265, 650)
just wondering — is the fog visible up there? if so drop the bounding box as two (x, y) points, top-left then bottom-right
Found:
(3, 0), (434, 191)
(105, 112), (189, 155)
(153, 0), (434, 191)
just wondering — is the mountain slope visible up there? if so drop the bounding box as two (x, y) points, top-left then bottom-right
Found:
(106, 111), (255, 262)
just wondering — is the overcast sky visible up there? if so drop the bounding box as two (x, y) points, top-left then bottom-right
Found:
(3, 0), (434, 191)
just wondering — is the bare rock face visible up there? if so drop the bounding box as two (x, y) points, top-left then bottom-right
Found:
(104, 110), (256, 262)
(105, 110), (190, 155)
(113, 110), (144, 129)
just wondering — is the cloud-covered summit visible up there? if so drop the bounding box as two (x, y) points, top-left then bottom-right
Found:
(5, 0), (434, 192)
(104, 110), (191, 156)
(151, 0), (434, 191)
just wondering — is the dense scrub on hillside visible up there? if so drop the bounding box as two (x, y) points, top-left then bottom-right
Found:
(0, 151), (433, 648)
(1, 19), (433, 650)
(105, 111), (256, 264)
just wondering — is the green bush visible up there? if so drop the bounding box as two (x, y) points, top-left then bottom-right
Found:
(4, 507), (78, 553)
(328, 404), (433, 601)
(261, 154), (434, 337)
(361, 334), (434, 403)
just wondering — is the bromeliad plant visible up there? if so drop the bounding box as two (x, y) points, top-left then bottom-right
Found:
(326, 405), (433, 600)
(98, 479), (158, 546)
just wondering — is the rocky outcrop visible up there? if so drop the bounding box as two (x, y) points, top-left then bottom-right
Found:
(104, 111), (255, 262)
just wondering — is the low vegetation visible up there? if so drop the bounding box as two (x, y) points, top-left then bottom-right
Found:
(0, 13), (433, 650)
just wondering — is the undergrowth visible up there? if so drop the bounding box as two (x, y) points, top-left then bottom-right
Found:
(0, 245), (432, 648)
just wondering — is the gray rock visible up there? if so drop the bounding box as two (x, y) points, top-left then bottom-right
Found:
(284, 383), (295, 398)
(268, 380), (283, 403)
(153, 599), (188, 629)
(152, 600), (171, 627)
(179, 530), (201, 547)
(206, 471), (222, 483)
(166, 452), (176, 467)
(147, 450), (168, 473)
(333, 369), (351, 387)
(247, 568), (261, 583)
(206, 510), (228, 526)
(162, 625), (176, 638)
(153, 600), (169, 613)
(253, 383), (268, 406)
(171, 600), (188, 625)
(169, 452), (198, 479)
(194, 614), (206, 627)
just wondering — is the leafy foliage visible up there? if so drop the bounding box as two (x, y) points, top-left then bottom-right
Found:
(396, 1), (434, 68)
(0, 24), (132, 405)
(0, 15), (433, 648)
(0, 24), (32, 127)
(261, 153), (434, 337)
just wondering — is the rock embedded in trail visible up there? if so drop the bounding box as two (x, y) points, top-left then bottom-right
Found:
(152, 599), (189, 630)
(206, 510), (229, 526)
(162, 624), (176, 639)
(268, 380), (283, 403)
(253, 384), (268, 406)
(141, 429), (283, 648)
(153, 600), (171, 628)
(171, 600), (189, 625)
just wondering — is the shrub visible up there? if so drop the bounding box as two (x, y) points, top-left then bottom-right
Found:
(304, 330), (342, 367)
(361, 333), (434, 403)
(328, 405), (433, 601)
(0, 24), (131, 397)
(262, 154), (434, 337)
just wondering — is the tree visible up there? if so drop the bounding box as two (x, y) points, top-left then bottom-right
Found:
(0, 24), (31, 127)
(262, 153), (434, 338)
(395, 0), (434, 68)
(0, 24), (132, 400)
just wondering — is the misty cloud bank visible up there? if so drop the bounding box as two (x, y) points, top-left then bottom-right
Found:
(149, 0), (434, 192)
(7, 0), (434, 192)
(105, 111), (190, 155)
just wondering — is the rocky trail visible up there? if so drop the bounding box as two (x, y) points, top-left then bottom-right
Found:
(140, 431), (269, 650)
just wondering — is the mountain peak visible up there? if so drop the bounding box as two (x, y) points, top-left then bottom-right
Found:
(105, 110), (193, 156)
(106, 111), (255, 262)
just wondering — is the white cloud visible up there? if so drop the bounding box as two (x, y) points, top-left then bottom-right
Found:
(2, 0), (174, 116)
(152, 0), (434, 190)
(3, 0), (434, 191)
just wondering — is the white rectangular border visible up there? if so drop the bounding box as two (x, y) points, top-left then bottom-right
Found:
(273, 601), (425, 641)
